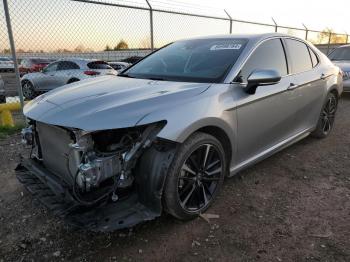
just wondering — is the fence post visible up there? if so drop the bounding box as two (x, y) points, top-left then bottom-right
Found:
(224, 9), (232, 34)
(327, 32), (332, 55)
(302, 24), (308, 41)
(3, 0), (24, 109)
(271, 17), (278, 32)
(145, 0), (154, 51)
(345, 32), (348, 44)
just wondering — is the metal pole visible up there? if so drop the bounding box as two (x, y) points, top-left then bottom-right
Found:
(224, 9), (232, 34)
(271, 17), (278, 32)
(145, 0), (154, 51)
(302, 23), (308, 41)
(3, 0), (24, 108)
(327, 32), (332, 55)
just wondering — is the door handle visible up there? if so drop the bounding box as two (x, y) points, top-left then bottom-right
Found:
(320, 73), (326, 80)
(287, 83), (299, 90)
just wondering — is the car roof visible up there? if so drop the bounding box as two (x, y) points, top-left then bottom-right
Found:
(179, 32), (293, 43)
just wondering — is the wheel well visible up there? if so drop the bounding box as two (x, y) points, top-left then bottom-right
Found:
(196, 126), (232, 169)
(330, 88), (339, 98)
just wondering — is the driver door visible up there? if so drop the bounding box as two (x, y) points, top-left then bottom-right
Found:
(235, 38), (299, 165)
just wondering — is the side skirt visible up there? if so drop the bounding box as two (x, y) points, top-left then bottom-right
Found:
(229, 128), (312, 177)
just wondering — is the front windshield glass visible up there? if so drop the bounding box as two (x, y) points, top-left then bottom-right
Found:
(121, 38), (248, 83)
(328, 47), (350, 61)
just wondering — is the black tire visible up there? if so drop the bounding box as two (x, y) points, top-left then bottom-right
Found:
(311, 91), (338, 139)
(0, 96), (5, 104)
(163, 132), (226, 220)
(67, 78), (80, 84)
(21, 81), (36, 100)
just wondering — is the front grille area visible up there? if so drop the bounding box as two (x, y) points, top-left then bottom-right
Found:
(36, 122), (76, 185)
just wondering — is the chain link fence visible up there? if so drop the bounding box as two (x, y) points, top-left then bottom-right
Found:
(0, 0), (349, 124)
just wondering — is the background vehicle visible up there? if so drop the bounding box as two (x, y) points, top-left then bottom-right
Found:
(18, 33), (342, 231)
(0, 75), (5, 103)
(21, 58), (117, 99)
(120, 56), (143, 64)
(19, 57), (54, 77)
(108, 61), (131, 72)
(0, 57), (14, 72)
(328, 45), (350, 92)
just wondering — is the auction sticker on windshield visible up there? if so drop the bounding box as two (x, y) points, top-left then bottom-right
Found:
(210, 43), (242, 51)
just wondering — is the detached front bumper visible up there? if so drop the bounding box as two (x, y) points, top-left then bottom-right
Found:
(15, 158), (160, 232)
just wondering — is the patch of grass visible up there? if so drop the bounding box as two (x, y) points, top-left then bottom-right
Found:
(0, 125), (24, 140)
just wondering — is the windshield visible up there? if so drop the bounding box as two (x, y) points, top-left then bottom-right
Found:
(31, 59), (52, 64)
(328, 47), (350, 61)
(121, 38), (248, 83)
(0, 57), (11, 62)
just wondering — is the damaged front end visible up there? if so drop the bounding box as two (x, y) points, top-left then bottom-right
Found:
(16, 120), (176, 231)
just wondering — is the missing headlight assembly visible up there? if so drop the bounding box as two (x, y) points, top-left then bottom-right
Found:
(16, 120), (177, 231)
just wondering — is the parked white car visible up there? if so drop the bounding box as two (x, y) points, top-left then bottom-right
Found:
(0, 57), (14, 72)
(21, 58), (117, 99)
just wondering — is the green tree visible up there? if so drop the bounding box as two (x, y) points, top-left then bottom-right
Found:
(114, 40), (129, 50)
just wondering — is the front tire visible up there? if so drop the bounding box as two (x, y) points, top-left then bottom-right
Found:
(312, 92), (338, 138)
(163, 132), (226, 220)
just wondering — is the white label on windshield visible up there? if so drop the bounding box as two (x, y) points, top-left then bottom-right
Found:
(210, 44), (242, 50)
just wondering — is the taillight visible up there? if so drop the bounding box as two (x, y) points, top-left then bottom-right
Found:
(84, 70), (100, 76)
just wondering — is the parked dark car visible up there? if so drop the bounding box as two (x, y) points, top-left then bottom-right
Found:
(120, 56), (143, 64)
(19, 58), (54, 77)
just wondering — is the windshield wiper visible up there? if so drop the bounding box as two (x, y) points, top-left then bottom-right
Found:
(118, 73), (135, 78)
(145, 77), (166, 81)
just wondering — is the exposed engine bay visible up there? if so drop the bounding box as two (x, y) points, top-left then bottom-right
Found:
(16, 120), (176, 231)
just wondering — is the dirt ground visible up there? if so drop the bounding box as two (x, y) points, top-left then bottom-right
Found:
(0, 94), (350, 262)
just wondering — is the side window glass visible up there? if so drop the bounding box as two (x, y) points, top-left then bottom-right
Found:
(308, 47), (319, 67)
(44, 62), (58, 72)
(57, 61), (80, 71)
(238, 39), (287, 83)
(285, 39), (313, 74)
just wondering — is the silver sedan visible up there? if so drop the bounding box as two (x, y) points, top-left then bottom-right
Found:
(18, 33), (342, 231)
(328, 45), (350, 92)
(21, 58), (117, 99)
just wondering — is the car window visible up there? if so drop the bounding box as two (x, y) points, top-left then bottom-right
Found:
(285, 39), (312, 74)
(43, 62), (59, 72)
(57, 61), (80, 70)
(88, 61), (112, 70)
(237, 38), (287, 83)
(308, 47), (319, 67)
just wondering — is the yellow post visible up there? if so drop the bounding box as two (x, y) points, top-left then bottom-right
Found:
(0, 102), (23, 127)
(0, 109), (14, 127)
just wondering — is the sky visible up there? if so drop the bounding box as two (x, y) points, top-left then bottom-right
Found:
(175, 0), (349, 32)
(0, 0), (349, 52)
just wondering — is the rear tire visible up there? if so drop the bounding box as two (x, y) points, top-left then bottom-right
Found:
(21, 81), (36, 100)
(311, 92), (338, 138)
(163, 132), (226, 220)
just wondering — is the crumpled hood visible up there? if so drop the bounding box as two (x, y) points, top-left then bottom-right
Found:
(332, 60), (350, 72)
(24, 76), (210, 130)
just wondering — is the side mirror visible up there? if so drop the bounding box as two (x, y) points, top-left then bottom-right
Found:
(244, 69), (281, 94)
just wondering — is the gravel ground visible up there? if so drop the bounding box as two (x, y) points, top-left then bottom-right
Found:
(0, 94), (349, 262)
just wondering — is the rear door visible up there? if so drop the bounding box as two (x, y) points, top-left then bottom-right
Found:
(283, 39), (326, 132)
(55, 61), (81, 86)
(235, 38), (300, 164)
